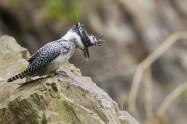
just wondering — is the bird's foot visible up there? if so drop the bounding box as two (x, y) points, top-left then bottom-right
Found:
(55, 71), (69, 77)
(25, 76), (32, 83)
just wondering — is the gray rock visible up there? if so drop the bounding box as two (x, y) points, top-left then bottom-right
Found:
(0, 35), (139, 124)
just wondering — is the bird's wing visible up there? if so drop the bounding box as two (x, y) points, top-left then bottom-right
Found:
(25, 40), (70, 74)
(28, 51), (39, 63)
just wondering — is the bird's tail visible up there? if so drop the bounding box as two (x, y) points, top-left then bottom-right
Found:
(7, 70), (27, 82)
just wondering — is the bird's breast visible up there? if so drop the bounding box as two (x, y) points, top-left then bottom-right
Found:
(48, 49), (75, 71)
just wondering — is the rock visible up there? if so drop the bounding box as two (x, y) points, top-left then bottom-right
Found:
(0, 35), (139, 124)
(119, 111), (139, 124)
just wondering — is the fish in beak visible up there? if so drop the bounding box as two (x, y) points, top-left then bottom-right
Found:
(75, 22), (104, 59)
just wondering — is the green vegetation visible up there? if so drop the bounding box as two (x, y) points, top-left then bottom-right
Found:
(42, 0), (82, 23)
(10, 0), (21, 7)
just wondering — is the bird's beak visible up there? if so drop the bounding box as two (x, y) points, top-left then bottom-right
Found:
(83, 47), (89, 59)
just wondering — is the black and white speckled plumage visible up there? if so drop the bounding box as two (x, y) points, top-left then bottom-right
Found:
(7, 37), (75, 82)
(7, 22), (103, 82)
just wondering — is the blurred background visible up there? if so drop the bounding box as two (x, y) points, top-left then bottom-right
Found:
(0, 0), (187, 124)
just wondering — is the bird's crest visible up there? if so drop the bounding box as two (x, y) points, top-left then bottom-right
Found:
(71, 22), (104, 58)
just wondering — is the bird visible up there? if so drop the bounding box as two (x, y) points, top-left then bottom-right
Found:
(7, 22), (104, 82)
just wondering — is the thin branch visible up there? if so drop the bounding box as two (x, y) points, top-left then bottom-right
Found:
(128, 67), (143, 114)
(144, 68), (153, 118)
(140, 32), (187, 70)
(128, 32), (187, 115)
(157, 82), (187, 116)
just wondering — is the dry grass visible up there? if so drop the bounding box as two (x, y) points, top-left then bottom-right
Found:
(128, 32), (187, 122)
(157, 82), (187, 116)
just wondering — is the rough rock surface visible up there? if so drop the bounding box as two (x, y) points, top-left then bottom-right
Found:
(0, 35), (139, 124)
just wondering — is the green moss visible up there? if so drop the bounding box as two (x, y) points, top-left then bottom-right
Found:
(41, 112), (47, 124)
(63, 101), (81, 124)
(8, 97), (39, 124)
(49, 98), (73, 123)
